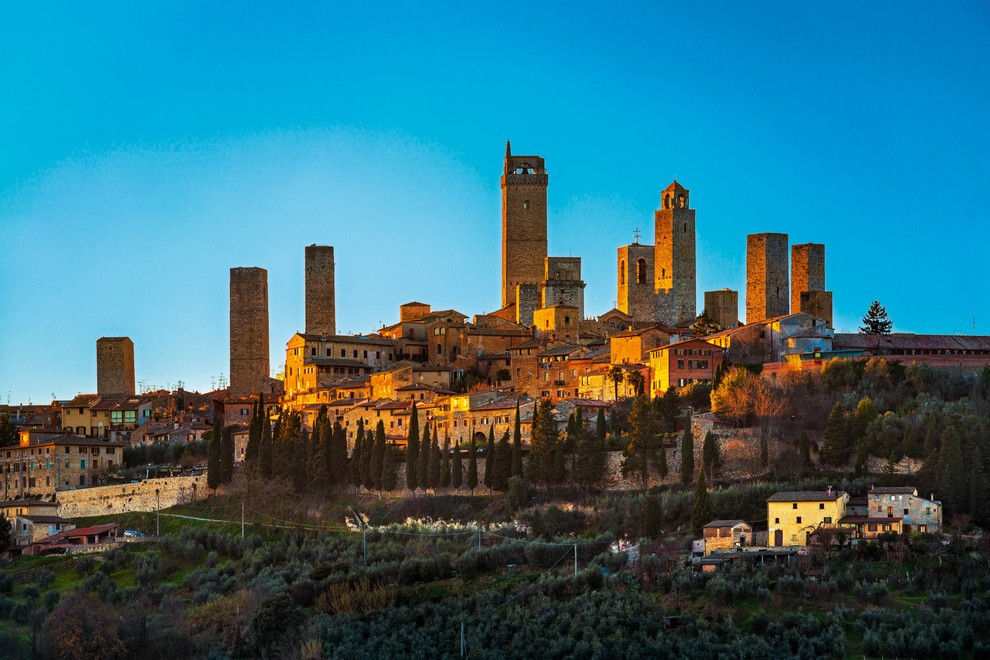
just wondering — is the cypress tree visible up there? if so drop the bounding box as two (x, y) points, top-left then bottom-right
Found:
(259, 411), (273, 479)
(452, 441), (463, 490)
(371, 420), (386, 491)
(381, 443), (397, 492)
(596, 408), (607, 444)
(701, 431), (720, 483)
(821, 403), (851, 466)
(292, 427), (309, 492)
(512, 404), (524, 479)
(923, 414), (940, 457)
(466, 439), (478, 494)
(492, 429), (512, 491)
(440, 433), (451, 493)
(574, 424), (605, 490)
(405, 402), (419, 493)
(428, 426), (441, 491)
(937, 425), (965, 514)
(623, 393), (659, 489)
(642, 493), (662, 538)
(609, 407), (618, 441)
(331, 421), (348, 490)
(207, 422), (221, 491)
(690, 464), (712, 535)
(416, 424), (430, 492)
(245, 399), (261, 472)
(680, 415), (695, 484)
(484, 425), (495, 494)
(551, 440), (567, 485)
(351, 429), (365, 491)
(220, 425), (234, 484)
(527, 399), (558, 487)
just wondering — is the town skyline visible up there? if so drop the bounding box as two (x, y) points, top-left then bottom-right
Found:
(2, 3), (989, 403)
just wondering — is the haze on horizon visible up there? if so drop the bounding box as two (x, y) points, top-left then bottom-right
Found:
(2, 2), (989, 404)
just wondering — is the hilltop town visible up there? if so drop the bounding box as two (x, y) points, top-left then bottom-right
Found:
(3, 144), (990, 658)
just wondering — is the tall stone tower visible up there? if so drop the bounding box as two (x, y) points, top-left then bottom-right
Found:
(96, 337), (135, 396)
(229, 267), (270, 397)
(704, 289), (739, 332)
(542, 257), (586, 320)
(618, 240), (654, 322)
(791, 243), (832, 326)
(305, 244), (336, 336)
(501, 141), (548, 308)
(746, 233), (789, 323)
(654, 181), (696, 326)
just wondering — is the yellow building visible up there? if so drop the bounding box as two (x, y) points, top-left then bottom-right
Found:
(3, 430), (126, 498)
(767, 490), (848, 547)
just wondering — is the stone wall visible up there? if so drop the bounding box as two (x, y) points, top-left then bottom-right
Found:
(799, 291), (833, 328)
(746, 233), (789, 323)
(229, 266), (270, 397)
(56, 475), (207, 519)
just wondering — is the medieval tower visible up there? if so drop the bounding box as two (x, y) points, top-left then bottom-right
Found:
(305, 244), (336, 336)
(704, 289), (739, 332)
(542, 257), (586, 320)
(229, 267), (270, 397)
(746, 233), (789, 323)
(654, 181), (696, 326)
(791, 242), (833, 327)
(96, 336), (135, 396)
(501, 141), (548, 309)
(617, 239), (654, 322)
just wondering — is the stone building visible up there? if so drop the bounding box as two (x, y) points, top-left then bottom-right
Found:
(617, 241), (654, 322)
(541, 257), (586, 320)
(2, 430), (125, 497)
(704, 289), (739, 332)
(96, 337), (135, 397)
(305, 244), (335, 336)
(283, 332), (395, 398)
(647, 338), (724, 395)
(791, 243), (832, 328)
(229, 267), (270, 397)
(501, 141), (548, 308)
(533, 305), (578, 344)
(746, 233), (789, 324)
(654, 181), (696, 327)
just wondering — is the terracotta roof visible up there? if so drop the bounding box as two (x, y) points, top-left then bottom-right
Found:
(0, 499), (56, 508)
(612, 325), (677, 338)
(767, 490), (846, 502)
(35, 523), (118, 545)
(65, 394), (99, 408)
(294, 333), (395, 346)
(305, 357), (371, 369)
(834, 333), (990, 352)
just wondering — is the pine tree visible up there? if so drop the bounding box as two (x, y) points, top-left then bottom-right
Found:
(466, 440), (478, 494)
(512, 403), (524, 479)
(642, 494), (662, 538)
(452, 441), (463, 490)
(820, 403), (851, 466)
(492, 429), (512, 491)
(680, 415), (694, 484)
(207, 422), (221, 491)
(483, 425), (495, 494)
(259, 411), (274, 479)
(405, 403), (420, 493)
(416, 424), (430, 493)
(936, 425), (965, 514)
(860, 300), (893, 335)
(440, 433), (451, 493)
(690, 464), (712, 535)
(371, 420), (386, 491)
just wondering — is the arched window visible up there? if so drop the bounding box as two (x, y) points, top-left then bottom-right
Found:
(683, 222), (687, 233)
(620, 260), (626, 285)
(664, 194), (671, 209)
(636, 259), (647, 284)
(678, 194), (686, 208)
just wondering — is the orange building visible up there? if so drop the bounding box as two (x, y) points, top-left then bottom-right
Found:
(648, 338), (724, 396)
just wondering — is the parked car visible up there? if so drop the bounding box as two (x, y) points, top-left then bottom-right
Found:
(123, 530), (145, 538)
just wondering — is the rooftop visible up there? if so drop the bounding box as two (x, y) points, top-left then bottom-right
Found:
(767, 490), (846, 502)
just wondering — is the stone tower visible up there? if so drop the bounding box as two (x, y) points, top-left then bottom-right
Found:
(791, 243), (832, 326)
(96, 337), (135, 396)
(501, 141), (548, 308)
(704, 289), (739, 332)
(229, 267), (270, 397)
(305, 244), (336, 336)
(746, 233), (789, 324)
(654, 181), (696, 326)
(542, 257), (586, 320)
(618, 241), (654, 322)
(515, 284), (539, 328)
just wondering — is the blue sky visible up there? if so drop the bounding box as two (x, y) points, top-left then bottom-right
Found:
(2, 2), (989, 403)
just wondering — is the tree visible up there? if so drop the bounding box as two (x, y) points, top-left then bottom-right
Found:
(405, 403), (419, 493)
(381, 444), (397, 491)
(551, 440), (567, 485)
(416, 424), (431, 493)
(330, 421), (348, 490)
(759, 426), (769, 471)
(512, 404), (524, 479)
(245, 397), (262, 472)
(428, 427), (441, 491)
(43, 593), (127, 660)
(820, 403), (852, 466)
(309, 417), (331, 495)
(259, 410), (274, 479)
(625, 369), (645, 396)
(701, 431), (721, 482)
(0, 413), (18, 447)
(351, 428), (365, 491)
(641, 494), (662, 538)
(937, 425), (966, 514)
(574, 423), (606, 490)
(527, 399), (558, 487)
(595, 408), (607, 444)
(692, 312), (722, 337)
(219, 425), (234, 484)
(655, 387), (680, 433)
(451, 441), (463, 490)
(439, 433), (451, 493)
(483, 425), (495, 494)
(679, 412), (695, 483)
(690, 464), (712, 535)
(0, 513), (11, 552)
(860, 300), (893, 336)
(207, 421), (221, 492)
(623, 393), (662, 489)
(371, 421), (386, 491)
(608, 365), (625, 400)
(466, 440), (478, 494)
(492, 429), (512, 491)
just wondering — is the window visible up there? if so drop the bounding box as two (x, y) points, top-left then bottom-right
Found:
(620, 261), (625, 285)
(636, 259), (647, 284)
(796, 516), (802, 524)
(523, 200), (530, 209)
(311, 347), (316, 356)
(80, 459), (86, 469)
(79, 475), (85, 486)
(904, 509), (909, 515)
(124, 411), (136, 423)
(677, 360), (684, 369)
(792, 503), (797, 509)
(774, 518), (779, 524)
(824, 517), (832, 524)
(819, 503), (824, 510)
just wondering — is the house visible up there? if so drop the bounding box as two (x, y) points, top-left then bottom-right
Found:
(767, 489), (848, 547)
(25, 523), (119, 555)
(702, 520), (754, 555)
(2, 431), (126, 497)
(13, 514), (75, 546)
(609, 325), (678, 365)
(866, 486), (942, 534)
(837, 515), (903, 541)
(648, 338), (724, 396)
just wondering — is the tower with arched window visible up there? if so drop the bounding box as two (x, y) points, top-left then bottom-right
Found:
(654, 181), (697, 326)
(618, 241), (654, 322)
(501, 141), (548, 309)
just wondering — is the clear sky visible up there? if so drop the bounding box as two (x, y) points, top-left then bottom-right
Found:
(2, 2), (989, 404)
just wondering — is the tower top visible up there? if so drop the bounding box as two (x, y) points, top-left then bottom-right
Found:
(660, 181), (690, 210)
(503, 140), (546, 177)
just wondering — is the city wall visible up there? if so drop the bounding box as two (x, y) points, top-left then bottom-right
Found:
(57, 475), (207, 519)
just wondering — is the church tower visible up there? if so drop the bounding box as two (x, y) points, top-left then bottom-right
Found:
(618, 233), (654, 322)
(501, 141), (548, 308)
(654, 181), (696, 326)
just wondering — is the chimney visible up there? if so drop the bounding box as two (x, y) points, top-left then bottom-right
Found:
(826, 485), (831, 495)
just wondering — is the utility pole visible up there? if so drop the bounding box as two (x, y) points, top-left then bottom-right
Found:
(460, 621), (465, 657)
(573, 543), (578, 578)
(477, 529), (482, 550)
(156, 489), (160, 537)
(241, 501), (245, 538)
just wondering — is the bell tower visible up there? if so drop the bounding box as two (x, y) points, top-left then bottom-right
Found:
(501, 141), (548, 308)
(654, 181), (696, 326)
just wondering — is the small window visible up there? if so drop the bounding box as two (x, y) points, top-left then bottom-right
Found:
(792, 503), (797, 510)
(796, 516), (802, 524)
(774, 518), (779, 524)
(523, 200), (530, 209)
(819, 503), (824, 510)
(823, 517), (832, 524)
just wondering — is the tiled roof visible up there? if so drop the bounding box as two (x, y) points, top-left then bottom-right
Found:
(21, 515), (71, 524)
(870, 486), (917, 495)
(295, 333), (395, 345)
(767, 490), (845, 502)
(0, 499), (55, 508)
(703, 519), (749, 528)
(834, 333), (990, 352)
(64, 394), (99, 408)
